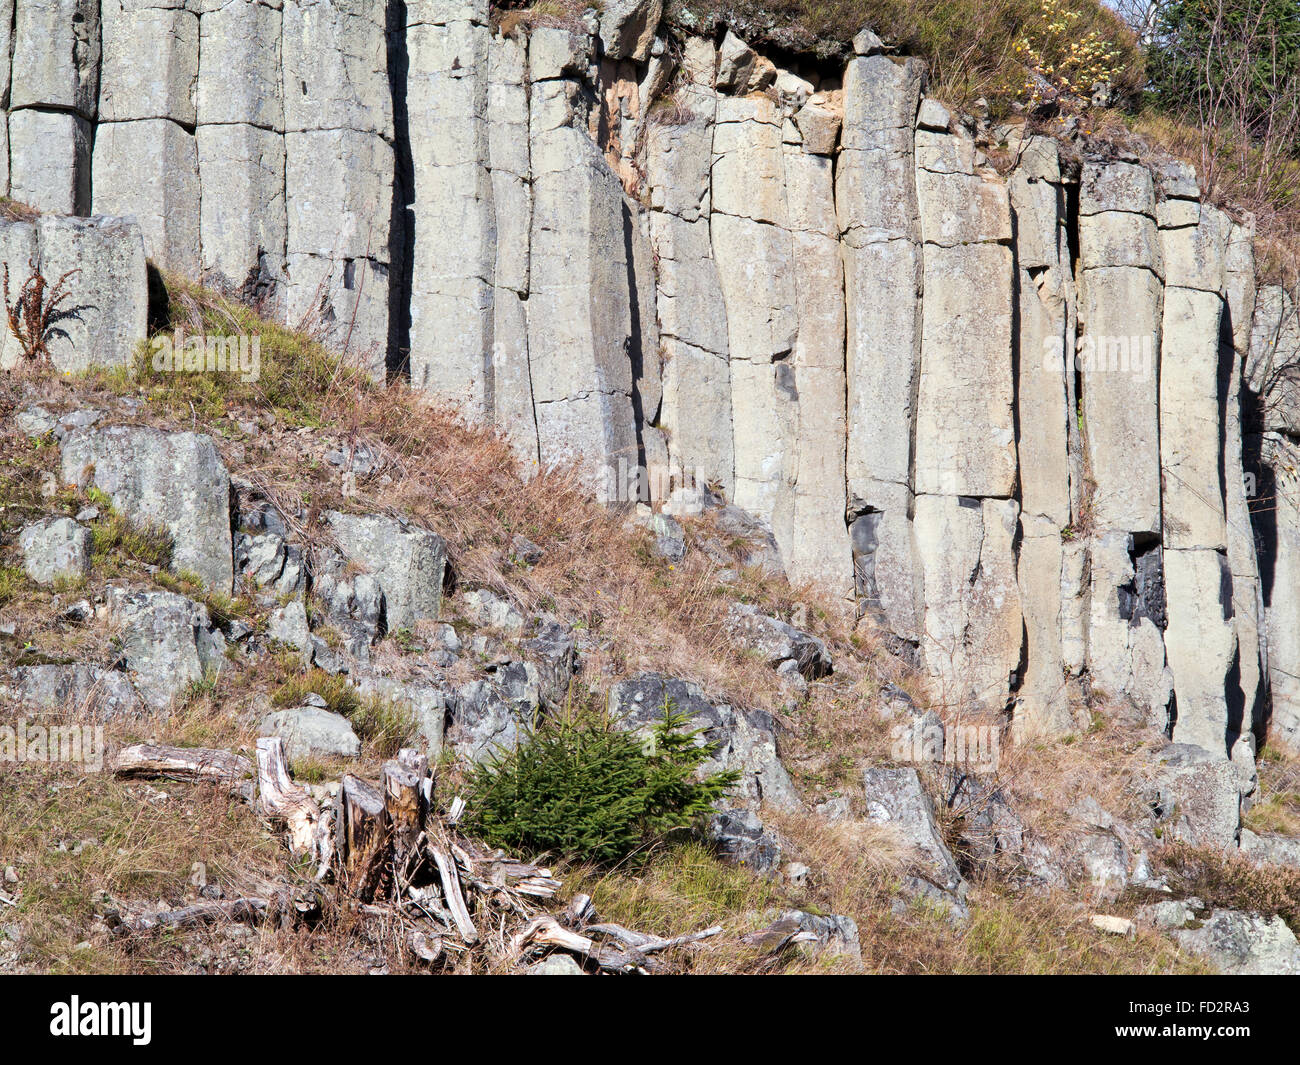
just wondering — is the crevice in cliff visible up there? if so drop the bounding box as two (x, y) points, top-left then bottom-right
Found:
(385, 0), (414, 381)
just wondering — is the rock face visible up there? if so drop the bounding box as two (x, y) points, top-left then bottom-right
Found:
(61, 426), (234, 593)
(8, 9), (1300, 773)
(19, 517), (91, 584)
(259, 707), (362, 763)
(105, 587), (226, 710)
(0, 216), (148, 374)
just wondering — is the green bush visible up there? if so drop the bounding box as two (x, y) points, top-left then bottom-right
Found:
(465, 706), (740, 865)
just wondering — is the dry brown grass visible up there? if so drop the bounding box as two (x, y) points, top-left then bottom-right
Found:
(1244, 746), (1300, 837)
(1152, 844), (1300, 933)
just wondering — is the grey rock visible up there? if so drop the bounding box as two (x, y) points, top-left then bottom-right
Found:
(0, 664), (142, 720)
(650, 513), (686, 563)
(778, 908), (862, 962)
(726, 604), (832, 679)
(105, 587), (225, 710)
(598, 0), (662, 61)
(61, 426), (233, 592)
(715, 31), (756, 94)
(1239, 828), (1300, 868)
(1136, 897), (1204, 931)
(322, 511), (447, 634)
(448, 661), (541, 763)
(521, 619), (578, 705)
(524, 954), (585, 975)
(461, 588), (525, 637)
(13, 405), (58, 437)
(862, 767), (966, 906)
(1174, 910), (1300, 975)
(10, 0), (100, 118)
(852, 27), (884, 55)
(509, 535), (545, 566)
(6, 109), (92, 214)
(259, 706), (361, 763)
(609, 672), (800, 810)
(353, 673), (450, 756)
(709, 809), (781, 872)
(1149, 749), (1241, 849)
(267, 600), (311, 653)
(19, 517), (91, 585)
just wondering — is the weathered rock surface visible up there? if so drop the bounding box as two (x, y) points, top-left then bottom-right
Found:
(259, 706), (361, 763)
(105, 586), (225, 710)
(1173, 910), (1300, 975)
(19, 517), (91, 584)
(609, 672), (799, 810)
(61, 426), (234, 593)
(862, 767), (966, 911)
(0, 664), (142, 719)
(320, 511), (447, 635)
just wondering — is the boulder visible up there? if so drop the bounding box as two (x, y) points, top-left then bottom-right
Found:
(1148, 745), (1241, 849)
(61, 426), (234, 593)
(726, 604), (832, 679)
(461, 589), (525, 637)
(259, 707), (361, 763)
(598, 0), (662, 61)
(862, 767), (966, 909)
(321, 511), (447, 633)
(1173, 910), (1300, 975)
(105, 587), (226, 710)
(447, 661), (540, 763)
(0, 664), (142, 720)
(19, 517), (91, 585)
(608, 672), (800, 810)
(708, 808), (781, 872)
(353, 673), (450, 755)
(33, 216), (150, 374)
(1239, 829), (1300, 868)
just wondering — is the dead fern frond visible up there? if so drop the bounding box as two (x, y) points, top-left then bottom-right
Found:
(3, 260), (81, 363)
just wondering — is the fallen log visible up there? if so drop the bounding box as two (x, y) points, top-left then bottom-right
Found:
(111, 896), (273, 934)
(114, 743), (253, 798)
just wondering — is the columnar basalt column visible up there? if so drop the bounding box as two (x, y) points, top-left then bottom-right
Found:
(527, 28), (638, 493)
(196, 0), (288, 301)
(1010, 134), (1083, 738)
(1078, 159), (1171, 725)
(911, 105), (1021, 710)
(836, 54), (925, 639)
(645, 40), (735, 502)
(282, 0), (395, 376)
(406, 0), (495, 409)
(8, 0), (99, 213)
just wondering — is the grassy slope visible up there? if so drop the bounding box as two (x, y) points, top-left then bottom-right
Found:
(0, 281), (1245, 973)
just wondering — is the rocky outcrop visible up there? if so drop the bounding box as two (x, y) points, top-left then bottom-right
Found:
(61, 426), (234, 593)
(0, 215), (148, 374)
(7, 7), (1300, 773)
(105, 586), (226, 710)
